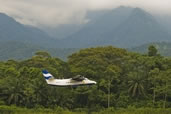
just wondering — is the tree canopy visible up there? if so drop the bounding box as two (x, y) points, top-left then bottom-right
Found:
(0, 46), (170, 111)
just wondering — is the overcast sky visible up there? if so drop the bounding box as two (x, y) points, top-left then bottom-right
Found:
(0, 0), (171, 28)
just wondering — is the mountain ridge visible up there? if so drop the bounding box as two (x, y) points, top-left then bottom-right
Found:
(58, 7), (171, 48)
(0, 13), (59, 48)
(0, 7), (171, 49)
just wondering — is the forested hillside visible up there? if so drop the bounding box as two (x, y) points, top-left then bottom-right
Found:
(0, 41), (79, 61)
(130, 42), (171, 56)
(0, 46), (170, 113)
(2, 41), (171, 62)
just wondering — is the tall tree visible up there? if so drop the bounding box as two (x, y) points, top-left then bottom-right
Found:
(148, 45), (158, 56)
(105, 65), (121, 108)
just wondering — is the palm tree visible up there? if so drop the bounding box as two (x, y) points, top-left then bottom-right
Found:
(128, 72), (146, 97)
(1, 75), (23, 105)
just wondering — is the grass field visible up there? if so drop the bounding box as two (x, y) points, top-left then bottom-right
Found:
(0, 105), (171, 114)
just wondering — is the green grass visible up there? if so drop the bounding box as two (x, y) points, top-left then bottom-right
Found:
(0, 105), (171, 114)
(0, 105), (85, 114)
(92, 107), (171, 114)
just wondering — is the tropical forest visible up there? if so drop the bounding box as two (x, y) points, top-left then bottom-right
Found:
(0, 46), (170, 114)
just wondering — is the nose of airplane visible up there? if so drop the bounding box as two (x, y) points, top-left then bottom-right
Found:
(93, 81), (97, 84)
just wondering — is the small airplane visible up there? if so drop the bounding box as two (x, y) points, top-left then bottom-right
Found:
(42, 70), (96, 87)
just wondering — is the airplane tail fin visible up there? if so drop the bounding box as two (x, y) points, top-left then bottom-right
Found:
(42, 70), (54, 81)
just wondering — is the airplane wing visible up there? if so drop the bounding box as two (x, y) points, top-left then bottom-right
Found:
(72, 75), (85, 81)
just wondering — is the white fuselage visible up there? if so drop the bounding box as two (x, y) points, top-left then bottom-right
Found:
(46, 78), (96, 86)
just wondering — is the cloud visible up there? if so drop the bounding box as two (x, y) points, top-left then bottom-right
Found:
(0, 0), (171, 28)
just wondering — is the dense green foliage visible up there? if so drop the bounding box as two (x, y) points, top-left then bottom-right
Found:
(0, 46), (171, 113)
